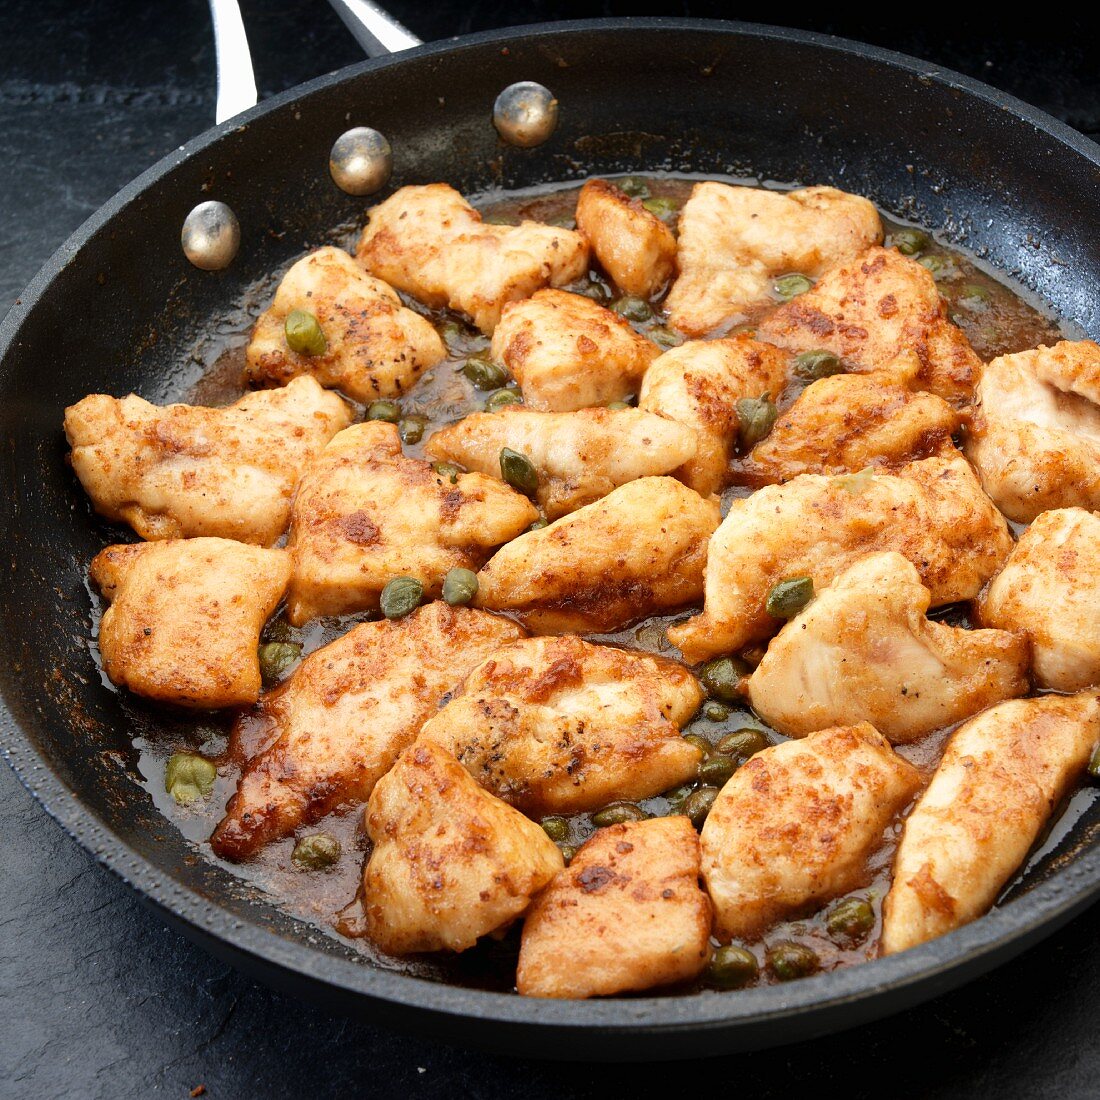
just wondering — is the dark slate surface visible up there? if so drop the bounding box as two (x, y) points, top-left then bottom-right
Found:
(2, 3), (1098, 1096)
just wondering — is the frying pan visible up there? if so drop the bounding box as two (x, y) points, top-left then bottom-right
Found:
(3, 9), (1100, 1062)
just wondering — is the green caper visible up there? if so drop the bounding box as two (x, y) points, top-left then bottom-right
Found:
(698, 656), (746, 702)
(572, 278), (610, 303)
(438, 320), (467, 348)
(649, 325), (684, 350)
(794, 349), (845, 381)
(766, 941), (820, 982)
(826, 897), (876, 943)
(891, 228), (930, 256)
(591, 801), (647, 827)
(432, 461), (462, 484)
(682, 733), (713, 759)
(284, 309), (327, 356)
(699, 755), (736, 786)
(464, 355), (511, 391)
(367, 399), (401, 423)
(708, 945), (759, 990)
(918, 253), (955, 280)
(642, 196), (678, 220)
(618, 176), (650, 200)
(258, 641), (302, 685)
(1088, 743), (1100, 780)
(527, 517), (549, 532)
(541, 815), (569, 843)
(662, 783), (694, 810)
(164, 753), (217, 806)
(766, 576), (815, 619)
(606, 399), (632, 410)
(560, 844), (577, 864)
(380, 576), (423, 620)
(957, 283), (992, 312)
(772, 273), (813, 301)
(716, 728), (769, 759)
(442, 567), (479, 607)
(500, 447), (538, 497)
(485, 388), (522, 412)
(683, 786), (718, 827)
(736, 394), (778, 450)
(611, 296), (653, 322)
(398, 417), (425, 444)
(702, 700), (730, 722)
(291, 832), (341, 871)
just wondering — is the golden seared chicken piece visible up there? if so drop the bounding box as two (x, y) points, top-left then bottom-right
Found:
(574, 178), (677, 297)
(638, 335), (791, 495)
(362, 742), (563, 954)
(701, 724), (921, 941)
(286, 422), (537, 625)
(749, 552), (1029, 743)
(424, 406), (697, 520)
(516, 817), (711, 998)
(90, 538), (289, 709)
(490, 289), (659, 412)
(418, 635), (703, 815)
(245, 247), (445, 401)
(882, 694), (1100, 955)
(965, 341), (1100, 522)
(665, 183), (882, 337)
(738, 373), (960, 485)
(356, 183), (588, 333)
(210, 603), (524, 861)
(474, 476), (720, 633)
(756, 247), (982, 405)
(669, 453), (1013, 662)
(979, 508), (1100, 691)
(65, 376), (351, 545)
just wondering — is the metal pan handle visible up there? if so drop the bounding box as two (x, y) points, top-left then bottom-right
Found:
(326, 0), (422, 56)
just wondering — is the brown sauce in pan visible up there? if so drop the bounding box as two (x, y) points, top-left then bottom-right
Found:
(88, 175), (1090, 994)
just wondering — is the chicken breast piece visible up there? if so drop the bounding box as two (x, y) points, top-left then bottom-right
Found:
(701, 723), (921, 941)
(668, 453), (1013, 662)
(90, 538), (289, 709)
(489, 289), (659, 412)
(979, 508), (1100, 692)
(424, 406), (697, 520)
(356, 183), (589, 333)
(474, 476), (720, 634)
(965, 341), (1100, 523)
(881, 693), (1100, 955)
(516, 817), (711, 998)
(286, 421), (538, 625)
(418, 635), (703, 815)
(210, 603), (524, 861)
(638, 335), (791, 495)
(245, 247), (445, 401)
(362, 741), (564, 954)
(65, 376), (351, 545)
(737, 373), (960, 485)
(665, 183), (882, 337)
(574, 178), (677, 298)
(756, 246), (982, 404)
(749, 552), (1029, 743)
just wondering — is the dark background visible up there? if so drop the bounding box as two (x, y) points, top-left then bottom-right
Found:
(2, 3), (1099, 1097)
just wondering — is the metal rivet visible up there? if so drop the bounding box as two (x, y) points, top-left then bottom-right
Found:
(329, 127), (393, 196)
(181, 201), (240, 271)
(492, 81), (558, 148)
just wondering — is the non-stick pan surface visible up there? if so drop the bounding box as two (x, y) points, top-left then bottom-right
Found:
(3, 19), (1100, 1060)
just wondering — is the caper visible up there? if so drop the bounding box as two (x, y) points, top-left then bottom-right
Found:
(716, 728), (769, 759)
(736, 394), (778, 450)
(649, 325), (684, 350)
(702, 700), (730, 722)
(918, 253), (955, 280)
(398, 417), (425, 444)
(606, 399), (632, 410)
(432, 461), (462, 484)
(772, 273), (813, 301)
(682, 733), (713, 759)
(164, 752), (217, 806)
(541, 815), (569, 843)
(618, 176), (650, 200)
(572, 278), (610, 303)
(891, 228), (930, 256)
(708, 945), (759, 990)
(485, 388), (522, 412)
(957, 283), (992, 312)
(380, 576), (423, 620)
(591, 801), (647, 827)
(826, 897), (876, 943)
(662, 783), (694, 810)
(464, 355), (511, 391)
(698, 656), (746, 702)
(500, 447), (539, 497)
(527, 517), (549, 532)
(766, 941), (820, 982)
(367, 399), (401, 423)
(699, 755), (736, 786)
(766, 576), (815, 619)
(642, 196), (678, 220)
(442, 567), (478, 607)
(683, 786), (718, 827)
(560, 844), (577, 864)
(438, 320), (467, 348)
(291, 832), (341, 871)
(1088, 743), (1100, 780)
(794, 349), (844, 381)
(258, 641), (302, 685)
(284, 309), (327, 356)
(611, 296), (653, 322)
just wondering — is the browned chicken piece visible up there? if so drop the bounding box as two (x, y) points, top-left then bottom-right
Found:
(701, 723), (921, 941)
(668, 453), (1013, 663)
(424, 406), (697, 520)
(210, 603), (524, 861)
(245, 247), (445, 401)
(418, 635), (703, 815)
(489, 289), (659, 412)
(356, 183), (589, 333)
(90, 538), (289, 709)
(637, 335), (791, 495)
(474, 476), (720, 634)
(738, 373), (960, 485)
(574, 178), (677, 297)
(516, 817), (712, 998)
(362, 741), (563, 954)
(749, 552), (1029, 743)
(665, 183), (882, 337)
(286, 422), (537, 625)
(881, 693), (1100, 955)
(979, 508), (1100, 692)
(65, 376), (351, 545)
(965, 340), (1100, 522)
(756, 246), (982, 405)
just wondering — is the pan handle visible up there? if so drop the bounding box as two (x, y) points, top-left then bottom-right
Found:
(325, 0), (422, 56)
(208, 0), (258, 124)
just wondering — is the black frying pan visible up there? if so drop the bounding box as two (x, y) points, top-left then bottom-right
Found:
(3, 17), (1100, 1061)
